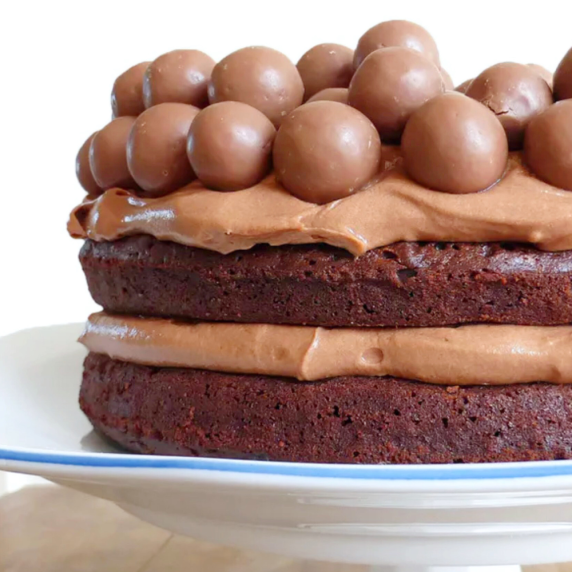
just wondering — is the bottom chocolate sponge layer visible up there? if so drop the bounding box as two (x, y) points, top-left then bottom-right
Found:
(81, 353), (572, 464)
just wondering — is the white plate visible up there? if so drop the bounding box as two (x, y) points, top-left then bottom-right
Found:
(3, 324), (572, 568)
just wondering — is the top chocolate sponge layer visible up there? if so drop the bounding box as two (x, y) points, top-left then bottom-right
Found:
(80, 236), (572, 328)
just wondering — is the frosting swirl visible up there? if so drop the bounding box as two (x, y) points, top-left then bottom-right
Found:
(81, 312), (572, 385)
(69, 151), (572, 256)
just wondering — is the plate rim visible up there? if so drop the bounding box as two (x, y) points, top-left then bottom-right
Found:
(4, 445), (572, 481)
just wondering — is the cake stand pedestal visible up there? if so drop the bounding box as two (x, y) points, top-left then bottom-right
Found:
(300, 562), (522, 572)
(0, 486), (537, 572)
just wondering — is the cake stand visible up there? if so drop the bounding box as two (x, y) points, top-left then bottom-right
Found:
(2, 324), (572, 572)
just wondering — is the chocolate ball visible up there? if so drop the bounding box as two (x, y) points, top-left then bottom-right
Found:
(89, 116), (137, 190)
(528, 63), (553, 90)
(440, 68), (454, 90)
(273, 101), (381, 204)
(208, 47), (304, 127)
(402, 92), (508, 194)
(307, 87), (349, 104)
(111, 62), (150, 118)
(455, 79), (473, 94)
(354, 20), (440, 71)
(187, 101), (276, 191)
(524, 100), (572, 191)
(348, 47), (444, 142)
(76, 132), (102, 196)
(297, 43), (354, 101)
(143, 50), (215, 109)
(127, 103), (199, 196)
(466, 62), (553, 150)
(554, 48), (572, 101)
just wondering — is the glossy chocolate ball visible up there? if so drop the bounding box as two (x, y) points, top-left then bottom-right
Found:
(143, 49), (215, 108)
(297, 43), (354, 100)
(76, 132), (102, 196)
(466, 62), (553, 149)
(525, 100), (572, 191)
(307, 87), (349, 104)
(440, 68), (454, 90)
(187, 101), (276, 191)
(273, 101), (381, 204)
(554, 48), (572, 101)
(528, 64), (553, 89)
(354, 20), (440, 71)
(208, 46), (304, 126)
(348, 47), (444, 142)
(111, 62), (150, 118)
(89, 117), (137, 190)
(127, 103), (199, 196)
(402, 92), (509, 194)
(455, 79), (473, 94)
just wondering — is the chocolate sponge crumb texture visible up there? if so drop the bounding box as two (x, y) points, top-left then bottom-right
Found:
(69, 20), (572, 464)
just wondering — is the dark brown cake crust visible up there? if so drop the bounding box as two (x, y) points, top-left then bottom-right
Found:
(81, 352), (572, 464)
(80, 236), (572, 328)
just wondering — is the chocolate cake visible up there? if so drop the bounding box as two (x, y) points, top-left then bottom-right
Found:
(81, 354), (572, 464)
(80, 237), (572, 328)
(69, 20), (572, 464)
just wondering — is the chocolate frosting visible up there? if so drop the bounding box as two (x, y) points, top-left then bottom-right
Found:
(69, 151), (572, 255)
(81, 313), (572, 384)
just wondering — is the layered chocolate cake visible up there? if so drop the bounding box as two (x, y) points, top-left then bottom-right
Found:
(69, 21), (572, 464)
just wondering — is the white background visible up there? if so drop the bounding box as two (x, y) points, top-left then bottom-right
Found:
(0, 0), (570, 493)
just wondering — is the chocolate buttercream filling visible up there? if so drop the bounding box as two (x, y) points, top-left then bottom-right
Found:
(69, 152), (572, 256)
(81, 313), (572, 384)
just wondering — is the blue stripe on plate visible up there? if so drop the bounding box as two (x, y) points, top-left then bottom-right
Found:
(3, 448), (572, 479)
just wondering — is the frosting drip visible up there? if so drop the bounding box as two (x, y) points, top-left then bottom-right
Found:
(81, 313), (572, 384)
(69, 151), (572, 256)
